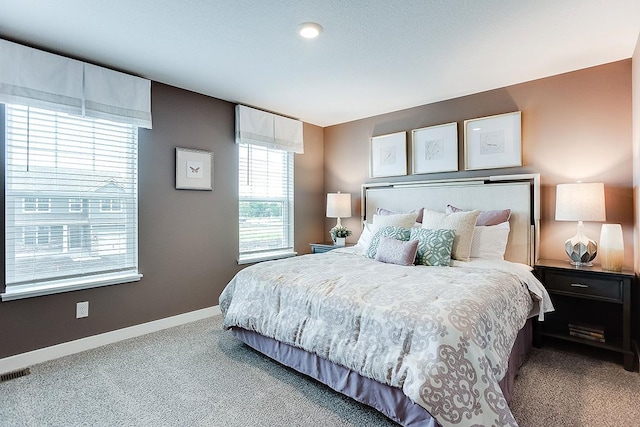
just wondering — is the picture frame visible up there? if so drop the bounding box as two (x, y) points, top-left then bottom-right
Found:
(370, 131), (407, 178)
(411, 122), (458, 174)
(175, 147), (213, 190)
(464, 111), (522, 170)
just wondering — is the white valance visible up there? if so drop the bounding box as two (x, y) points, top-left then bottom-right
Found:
(236, 105), (304, 153)
(83, 63), (151, 128)
(0, 39), (84, 115)
(0, 39), (152, 129)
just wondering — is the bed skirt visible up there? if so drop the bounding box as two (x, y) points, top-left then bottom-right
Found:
(231, 318), (532, 427)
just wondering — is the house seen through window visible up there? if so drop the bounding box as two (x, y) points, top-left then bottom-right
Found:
(3, 105), (139, 298)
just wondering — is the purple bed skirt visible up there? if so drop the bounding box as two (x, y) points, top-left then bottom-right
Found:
(230, 318), (532, 426)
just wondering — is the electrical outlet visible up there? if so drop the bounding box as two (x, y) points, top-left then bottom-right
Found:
(76, 301), (89, 319)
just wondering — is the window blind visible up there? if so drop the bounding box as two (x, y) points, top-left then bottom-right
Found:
(238, 143), (294, 263)
(2, 104), (140, 301)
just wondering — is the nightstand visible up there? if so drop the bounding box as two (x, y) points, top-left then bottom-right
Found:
(534, 259), (635, 371)
(309, 242), (352, 254)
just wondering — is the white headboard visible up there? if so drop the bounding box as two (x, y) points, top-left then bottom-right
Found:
(362, 174), (540, 265)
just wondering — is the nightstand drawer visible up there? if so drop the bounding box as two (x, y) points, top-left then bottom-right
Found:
(544, 271), (622, 301)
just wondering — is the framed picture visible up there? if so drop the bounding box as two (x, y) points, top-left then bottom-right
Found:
(370, 131), (407, 178)
(464, 111), (522, 170)
(175, 148), (213, 190)
(411, 122), (458, 174)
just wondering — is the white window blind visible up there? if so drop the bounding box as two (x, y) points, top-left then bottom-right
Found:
(238, 143), (295, 263)
(2, 104), (141, 301)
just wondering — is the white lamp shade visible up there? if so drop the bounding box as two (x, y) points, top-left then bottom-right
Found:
(326, 193), (352, 218)
(555, 182), (606, 222)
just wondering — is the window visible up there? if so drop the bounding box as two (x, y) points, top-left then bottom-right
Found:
(238, 143), (294, 263)
(3, 105), (141, 301)
(22, 197), (50, 212)
(100, 198), (122, 212)
(69, 198), (86, 212)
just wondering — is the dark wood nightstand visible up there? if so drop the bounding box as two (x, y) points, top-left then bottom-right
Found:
(309, 242), (353, 254)
(534, 259), (635, 371)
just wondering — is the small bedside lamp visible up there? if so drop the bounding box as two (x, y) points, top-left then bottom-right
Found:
(555, 182), (605, 266)
(326, 192), (351, 228)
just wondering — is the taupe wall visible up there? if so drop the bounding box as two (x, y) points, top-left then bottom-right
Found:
(325, 61), (634, 268)
(0, 82), (324, 358)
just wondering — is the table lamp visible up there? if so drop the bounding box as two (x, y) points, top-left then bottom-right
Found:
(555, 182), (605, 266)
(326, 192), (351, 228)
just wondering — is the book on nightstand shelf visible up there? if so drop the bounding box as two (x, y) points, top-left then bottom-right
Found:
(568, 323), (605, 343)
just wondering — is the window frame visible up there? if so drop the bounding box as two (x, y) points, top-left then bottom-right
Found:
(237, 142), (296, 264)
(68, 198), (85, 213)
(22, 197), (51, 213)
(1, 104), (142, 302)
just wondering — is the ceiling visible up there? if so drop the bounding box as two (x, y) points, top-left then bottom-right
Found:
(0, 0), (639, 127)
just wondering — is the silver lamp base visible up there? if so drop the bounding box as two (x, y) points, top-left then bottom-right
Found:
(564, 221), (597, 266)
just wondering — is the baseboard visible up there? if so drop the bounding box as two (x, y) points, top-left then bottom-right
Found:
(0, 305), (221, 374)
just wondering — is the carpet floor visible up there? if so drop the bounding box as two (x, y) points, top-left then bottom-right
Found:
(1, 315), (639, 426)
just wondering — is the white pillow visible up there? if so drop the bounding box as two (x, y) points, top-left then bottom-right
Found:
(421, 209), (480, 262)
(354, 222), (374, 250)
(470, 221), (510, 260)
(372, 212), (418, 229)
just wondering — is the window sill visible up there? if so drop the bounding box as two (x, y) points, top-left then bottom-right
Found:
(238, 251), (297, 265)
(1, 272), (143, 302)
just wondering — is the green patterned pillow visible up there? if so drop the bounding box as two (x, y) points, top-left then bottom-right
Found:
(364, 226), (411, 259)
(410, 228), (455, 266)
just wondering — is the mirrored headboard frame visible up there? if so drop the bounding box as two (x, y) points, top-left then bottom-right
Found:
(361, 174), (540, 266)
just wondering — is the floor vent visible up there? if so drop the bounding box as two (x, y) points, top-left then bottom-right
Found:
(0, 368), (31, 383)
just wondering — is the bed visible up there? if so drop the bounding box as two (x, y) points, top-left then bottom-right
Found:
(220, 175), (553, 427)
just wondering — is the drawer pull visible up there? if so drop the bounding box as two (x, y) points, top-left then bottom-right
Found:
(570, 283), (589, 288)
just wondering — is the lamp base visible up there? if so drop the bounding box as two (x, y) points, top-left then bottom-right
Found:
(564, 237), (597, 266)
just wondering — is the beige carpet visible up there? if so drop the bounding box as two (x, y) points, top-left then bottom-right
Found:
(1, 315), (639, 426)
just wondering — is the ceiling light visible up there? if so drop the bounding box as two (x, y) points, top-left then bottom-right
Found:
(298, 22), (322, 39)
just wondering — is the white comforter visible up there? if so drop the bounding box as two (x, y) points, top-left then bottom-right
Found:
(220, 249), (552, 427)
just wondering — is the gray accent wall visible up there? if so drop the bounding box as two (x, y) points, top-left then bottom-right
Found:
(0, 82), (325, 358)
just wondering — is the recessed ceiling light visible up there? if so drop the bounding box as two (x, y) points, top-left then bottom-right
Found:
(298, 22), (322, 39)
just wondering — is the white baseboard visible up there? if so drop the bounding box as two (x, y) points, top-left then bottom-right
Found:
(0, 305), (221, 374)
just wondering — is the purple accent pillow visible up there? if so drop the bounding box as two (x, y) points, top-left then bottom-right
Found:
(376, 207), (424, 223)
(374, 236), (419, 266)
(446, 204), (511, 226)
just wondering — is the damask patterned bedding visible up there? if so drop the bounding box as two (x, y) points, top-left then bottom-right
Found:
(220, 248), (552, 427)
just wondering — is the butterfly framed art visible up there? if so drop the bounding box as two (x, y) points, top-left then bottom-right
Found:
(175, 147), (213, 190)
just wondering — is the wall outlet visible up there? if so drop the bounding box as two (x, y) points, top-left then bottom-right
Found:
(76, 301), (89, 319)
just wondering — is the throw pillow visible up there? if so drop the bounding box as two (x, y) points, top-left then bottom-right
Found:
(446, 204), (511, 226)
(376, 207), (425, 223)
(470, 221), (511, 259)
(374, 236), (419, 266)
(421, 209), (480, 261)
(354, 222), (374, 251)
(410, 228), (455, 266)
(372, 212), (419, 229)
(364, 226), (412, 259)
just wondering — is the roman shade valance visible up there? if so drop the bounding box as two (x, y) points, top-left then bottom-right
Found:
(235, 105), (304, 153)
(0, 38), (152, 128)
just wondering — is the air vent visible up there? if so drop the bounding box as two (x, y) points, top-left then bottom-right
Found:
(0, 367), (31, 382)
